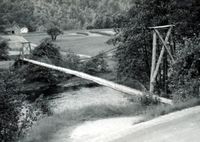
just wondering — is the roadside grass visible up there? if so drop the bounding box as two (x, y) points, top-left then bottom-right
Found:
(22, 97), (200, 142)
(142, 98), (200, 121)
(21, 103), (142, 142)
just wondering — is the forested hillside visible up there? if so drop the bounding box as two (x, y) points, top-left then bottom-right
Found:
(0, 0), (134, 31)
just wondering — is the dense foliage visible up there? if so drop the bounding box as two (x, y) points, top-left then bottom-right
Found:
(112, 0), (200, 90)
(22, 39), (62, 85)
(0, 41), (9, 61)
(0, 0), (135, 31)
(84, 53), (109, 75)
(0, 0), (36, 31)
(0, 71), (23, 142)
(170, 37), (200, 102)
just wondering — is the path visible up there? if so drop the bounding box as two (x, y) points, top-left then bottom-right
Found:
(110, 106), (200, 142)
(70, 117), (143, 142)
(67, 106), (200, 142)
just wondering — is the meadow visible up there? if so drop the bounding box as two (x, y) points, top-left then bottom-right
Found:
(23, 30), (114, 57)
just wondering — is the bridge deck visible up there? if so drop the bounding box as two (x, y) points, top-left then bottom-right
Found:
(22, 58), (173, 105)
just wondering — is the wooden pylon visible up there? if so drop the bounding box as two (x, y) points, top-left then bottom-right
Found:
(20, 42), (32, 59)
(149, 25), (175, 93)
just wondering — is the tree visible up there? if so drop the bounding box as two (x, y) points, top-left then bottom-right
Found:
(170, 37), (200, 102)
(112, 0), (170, 85)
(22, 38), (63, 85)
(112, 0), (200, 90)
(0, 71), (23, 142)
(0, 40), (9, 61)
(47, 27), (63, 41)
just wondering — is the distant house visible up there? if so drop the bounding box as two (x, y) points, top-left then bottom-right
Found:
(20, 27), (29, 34)
(4, 24), (21, 35)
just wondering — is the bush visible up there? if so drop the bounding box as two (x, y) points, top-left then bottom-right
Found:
(0, 71), (24, 142)
(0, 40), (9, 61)
(128, 93), (161, 106)
(0, 94), (20, 142)
(31, 38), (61, 65)
(84, 53), (109, 75)
(61, 51), (82, 70)
(22, 39), (63, 85)
(170, 37), (200, 102)
(86, 25), (94, 30)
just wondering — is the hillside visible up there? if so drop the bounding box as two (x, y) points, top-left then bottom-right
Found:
(0, 0), (135, 31)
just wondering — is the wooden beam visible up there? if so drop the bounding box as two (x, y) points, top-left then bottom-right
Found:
(149, 25), (175, 29)
(22, 58), (173, 105)
(150, 31), (157, 93)
(154, 29), (175, 63)
(151, 27), (172, 83)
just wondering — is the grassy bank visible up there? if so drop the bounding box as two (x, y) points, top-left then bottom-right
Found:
(21, 103), (142, 142)
(21, 97), (200, 142)
(143, 98), (200, 121)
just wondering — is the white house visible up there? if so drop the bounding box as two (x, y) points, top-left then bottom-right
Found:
(20, 27), (29, 34)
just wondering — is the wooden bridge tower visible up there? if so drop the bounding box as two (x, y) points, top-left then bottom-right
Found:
(149, 25), (175, 94)
(19, 42), (32, 59)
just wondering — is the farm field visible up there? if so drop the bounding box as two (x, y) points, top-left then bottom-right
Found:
(23, 29), (114, 56)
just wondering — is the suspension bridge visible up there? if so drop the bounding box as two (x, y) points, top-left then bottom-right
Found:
(9, 27), (175, 105)
(17, 44), (172, 105)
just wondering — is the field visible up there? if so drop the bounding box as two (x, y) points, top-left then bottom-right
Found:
(23, 30), (114, 56)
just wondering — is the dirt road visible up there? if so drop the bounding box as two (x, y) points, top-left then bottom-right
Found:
(111, 106), (200, 142)
(69, 106), (200, 142)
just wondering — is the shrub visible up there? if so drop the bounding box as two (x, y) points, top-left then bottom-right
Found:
(128, 93), (161, 106)
(169, 37), (200, 102)
(86, 25), (94, 30)
(31, 38), (61, 65)
(0, 71), (24, 142)
(61, 51), (82, 70)
(22, 39), (63, 85)
(0, 40), (9, 61)
(84, 53), (109, 75)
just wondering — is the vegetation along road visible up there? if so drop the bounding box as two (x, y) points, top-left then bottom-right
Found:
(109, 106), (200, 142)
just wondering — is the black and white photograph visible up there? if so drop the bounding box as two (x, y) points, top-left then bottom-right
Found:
(0, 0), (200, 142)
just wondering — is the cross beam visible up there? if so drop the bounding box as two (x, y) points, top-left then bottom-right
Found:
(20, 42), (32, 58)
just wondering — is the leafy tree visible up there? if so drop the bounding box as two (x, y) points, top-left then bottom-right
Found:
(23, 39), (62, 85)
(112, 0), (200, 89)
(0, 40), (9, 61)
(170, 37), (200, 102)
(112, 0), (170, 85)
(31, 38), (61, 65)
(47, 27), (63, 41)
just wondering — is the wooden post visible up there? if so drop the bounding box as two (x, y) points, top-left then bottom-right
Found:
(150, 31), (157, 93)
(21, 44), (25, 59)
